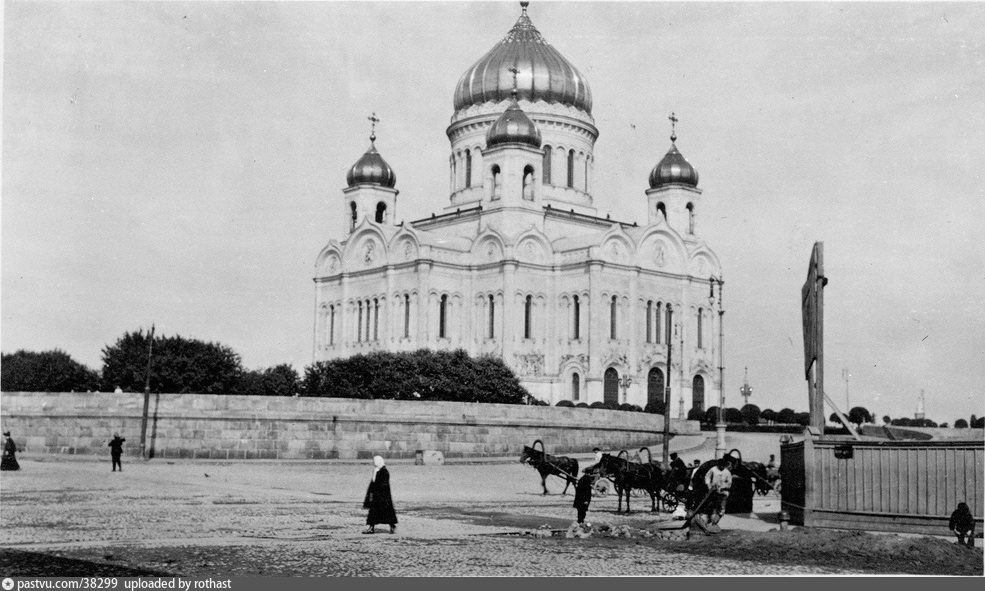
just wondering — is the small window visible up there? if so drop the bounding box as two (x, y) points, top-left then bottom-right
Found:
(655, 302), (662, 344)
(572, 295), (581, 340)
(488, 294), (495, 339)
(524, 295), (533, 339)
(687, 202), (695, 234)
(567, 149), (575, 188)
(646, 300), (653, 343)
(357, 301), (363, 342)
(522, 165), (534, 201)
(403, 294), (410, 338)
(697, 307), (703, 349)
(375, 202), (387, 224)
(543, 147), (552, 185)
(657, 202), (666, 220)
(373, 298), (380, 341)
(571, 372), (580, 401)
(439, 294), (448, 339)
(492, 165), (502, 200)
(350, 201), (358, 230)
(465, 149), (472, 188)
(329, 305), (336, 346)
(610, 295), (618, 339)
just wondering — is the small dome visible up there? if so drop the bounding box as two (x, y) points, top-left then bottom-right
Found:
(649, 141), (699, 189)
(346, 139), (396, 188)
(453, 2), (592, 115)
(486, 97), (542, 148)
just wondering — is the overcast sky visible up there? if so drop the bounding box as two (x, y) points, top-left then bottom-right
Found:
(3, 1), (984, 424)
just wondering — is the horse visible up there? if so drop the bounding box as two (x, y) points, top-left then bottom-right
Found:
(594, 450), (664, 513)
(743, 461), (775, 495)
(518, 439), (579, 495)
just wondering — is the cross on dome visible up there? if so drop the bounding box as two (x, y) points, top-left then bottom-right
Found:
(508, 66), (520, 101)
(668, 112), (679, 143)
(368, 112), (380, 143)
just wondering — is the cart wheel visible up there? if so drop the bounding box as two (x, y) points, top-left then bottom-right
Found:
(661, 492), (680, 512)
(773, 480), (782, 495)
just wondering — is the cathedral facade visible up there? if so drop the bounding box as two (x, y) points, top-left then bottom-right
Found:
(313, 3), (723, 412)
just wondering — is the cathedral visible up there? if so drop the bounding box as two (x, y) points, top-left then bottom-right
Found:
(313, 3), (723, 412)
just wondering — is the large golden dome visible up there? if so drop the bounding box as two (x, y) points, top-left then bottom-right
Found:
(452, 3), (592, 115)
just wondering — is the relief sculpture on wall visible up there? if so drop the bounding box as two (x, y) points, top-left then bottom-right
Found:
(514, 353), (545, 376)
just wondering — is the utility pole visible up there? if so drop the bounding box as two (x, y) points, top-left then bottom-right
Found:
(841, 368), (850, 411)
(662, 306), (673, 466)
(139, 324), (155, 459)
(710, 276), (726, 459)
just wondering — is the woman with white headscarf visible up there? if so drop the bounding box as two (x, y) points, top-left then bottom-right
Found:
(362, 455), (397, 534)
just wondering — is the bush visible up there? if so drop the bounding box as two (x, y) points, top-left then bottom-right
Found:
(686, 407), (704, 421)
(575, 402), (589, 408)
(954, 419), (969, 429)
(1, 349), (100, 392)
(740, 404), (761, 425)
(301, 349), (529, 404)
(848, 406), (873, 425)
(644, 400), (666, 414)
(724, 407), (743, 424)
(776, 408), (796, 424)
(619, 403), (643, 412)
(556, 400), (575, 407)
(760, 408), (777, 423)
(704, 406), (720, 425)
(589, 401), (606, 409)
(794, 412), (811, 426)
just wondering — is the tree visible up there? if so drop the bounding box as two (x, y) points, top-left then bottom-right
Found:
(236, 364), (300, 397)
(101, 329), (243, 394)
(882, 415), (891, 425)
(724, 407), (743, 424)
(555, 400), (574, 407)
(1, 349), (100, 392)
(939, 423), (949, 428)
(891, 417), (912, 427)
(847, 406), (873, 426)
(794, 412), (811, 426)
(954, 419), (968, 428)
(760, 408), (777, 424)
(740, 404), (761, 425)
(829, 412), (840, 424)
(301, 349), (528, 404)
(776, 408), (796, 424)
(704, 406), (720, 425)
(686, 407), (704, 421)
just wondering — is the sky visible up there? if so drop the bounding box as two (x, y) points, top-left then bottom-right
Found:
(3, 1), (984, 424)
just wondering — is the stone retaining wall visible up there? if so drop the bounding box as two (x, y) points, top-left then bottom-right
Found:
(0, 392), (699, 460)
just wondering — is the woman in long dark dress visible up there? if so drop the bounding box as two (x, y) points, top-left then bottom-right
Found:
(363, 455), (397, 534)
(1, 431), (20, 471)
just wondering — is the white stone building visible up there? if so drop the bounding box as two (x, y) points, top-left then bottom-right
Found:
(314, 3), (723, 412)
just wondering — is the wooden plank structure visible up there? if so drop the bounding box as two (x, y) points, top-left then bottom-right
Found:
(781, 436), (984, 535)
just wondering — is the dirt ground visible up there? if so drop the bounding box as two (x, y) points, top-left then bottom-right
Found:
(1, 456), (981, 577)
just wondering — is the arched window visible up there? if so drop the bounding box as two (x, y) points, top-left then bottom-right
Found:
(491, 165), (502, 200)
(572, 295), (581, 340)
(357, 301), (363, 342)
(687, 202), (695, 234)
(329, 305), (336, 346)
(655, 302), (662, 344)
(610, 295), (618, 339)
(403, 294), (411, 338)
(697, 307), (703, 349)
(375, 202), (387, 224)
(350, 201), (358, 230)
(522, 165), (534, 201)
(584, 156), (589, 191)
(465, 149), (472, 188)
(571, 372), (580, 401)
(647, 367), (665, 407)
(603, 368), (619, 404)
(657, 202), (666, 220)
(439, 294), (448, 339)
(488, 294), (495, 339)
(692, 375), (705, 411)
(567, 149), (575, 188)
(543, 146), (552, 185)
(365, 299), (371, 342)
(646, 300), (653, 343)
(373, 298), (379, 341)
(524, 295), (533, 339)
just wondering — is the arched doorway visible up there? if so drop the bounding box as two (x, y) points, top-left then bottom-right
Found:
(692, 375), (705, 411)
(647, 368), (664, 407)
(603, 368), (619, 404)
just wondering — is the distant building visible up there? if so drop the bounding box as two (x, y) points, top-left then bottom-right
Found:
(915, 389), (926, 420)
(313, 3), (723, 407)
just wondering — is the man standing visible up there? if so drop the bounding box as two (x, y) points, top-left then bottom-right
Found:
(704, 457), (733, 525)
(573, 472), (594, 524)
(109, 433), (126, 472)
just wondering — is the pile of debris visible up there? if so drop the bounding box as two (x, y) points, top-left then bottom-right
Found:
(514, 522), (690, 541)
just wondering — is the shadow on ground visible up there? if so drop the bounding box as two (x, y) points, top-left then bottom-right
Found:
(0, 549), (178, 577)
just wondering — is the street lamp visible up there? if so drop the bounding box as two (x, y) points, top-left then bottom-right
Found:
(619, 375), (633, 404)
(709, 276), (726, 458)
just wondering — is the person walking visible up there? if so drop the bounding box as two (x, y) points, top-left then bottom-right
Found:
(703, 457), (733, 526)
(573, 472), (594, 524)
(109, 433), (126, 472)
(1, 431), (20, 471)
(949, 502), (976, 548)
(362, 455), (397, 534)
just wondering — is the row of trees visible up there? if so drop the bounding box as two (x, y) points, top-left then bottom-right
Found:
(0, 330), (530, 404)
